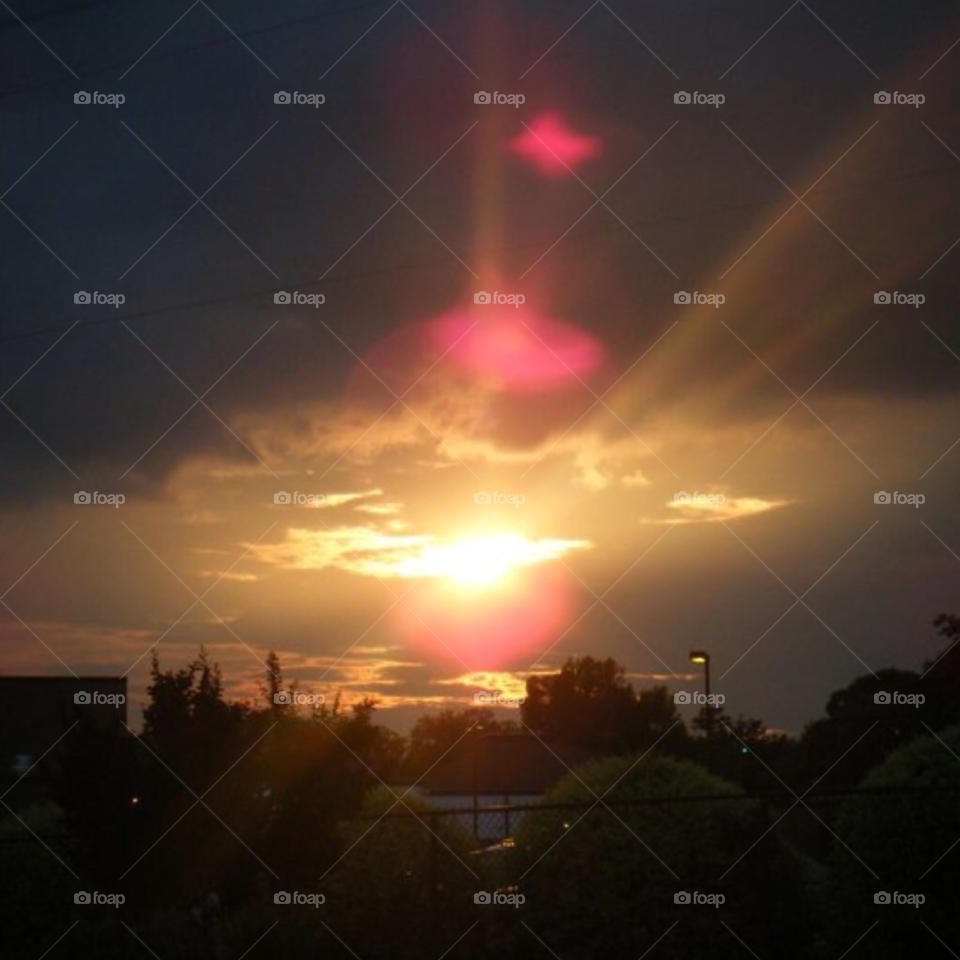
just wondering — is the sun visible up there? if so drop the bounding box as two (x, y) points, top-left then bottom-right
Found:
(386, 532), (592, 584)
(439, 536), (518, 585)
(417, 533), (558, 586)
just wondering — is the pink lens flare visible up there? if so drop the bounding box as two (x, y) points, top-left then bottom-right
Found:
(394, 567), (575, 671)
(427, 306), (605, 392)
(508, 111), (602, 177)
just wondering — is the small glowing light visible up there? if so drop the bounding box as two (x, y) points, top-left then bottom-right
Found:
(508, 111), (602, 177)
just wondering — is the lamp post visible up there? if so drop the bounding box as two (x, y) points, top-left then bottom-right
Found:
(689, 650), (712, 738)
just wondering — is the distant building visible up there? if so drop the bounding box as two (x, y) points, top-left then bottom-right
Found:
(421, 733), (594, 797)
(412, 733), (597, 842)
(0, 676), (128, 783)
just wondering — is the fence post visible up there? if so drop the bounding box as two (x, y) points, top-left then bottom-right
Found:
(428, 810), (440, 954)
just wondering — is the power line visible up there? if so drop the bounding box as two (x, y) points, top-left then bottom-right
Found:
(0, 0), (392, 99)
(1, 161), (956, 348)
(0, 0), (119, 34)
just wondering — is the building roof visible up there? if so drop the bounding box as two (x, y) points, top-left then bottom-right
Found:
(421, 734), (595, 796)
(0, 676), (128, 778)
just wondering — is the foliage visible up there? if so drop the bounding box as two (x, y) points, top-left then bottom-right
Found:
(827, 723), (960, 956)
(404, 706), (519, 779)
(521, 655), (687, 753)
(514, 753), (809, 960)
(324, 786), (478, 958)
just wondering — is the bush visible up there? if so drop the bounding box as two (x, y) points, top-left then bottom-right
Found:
(513, 754), (809, 960)
(0, 803), (75, 957)
(323, 787), (479, 959)
(828, 724), (960, 955)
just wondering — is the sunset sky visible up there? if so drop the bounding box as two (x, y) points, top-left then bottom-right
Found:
(2, 0), (960, 733)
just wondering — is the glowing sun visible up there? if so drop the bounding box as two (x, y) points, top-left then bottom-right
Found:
(413, 533), (586, 586)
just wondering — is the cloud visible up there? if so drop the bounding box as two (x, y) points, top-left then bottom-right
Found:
(355, 502), (403, 516)
(321, 489), (384, 508)
(664, 494), (789, 523)
(620, 470), (651, 488)
(250, 526), (591, 580)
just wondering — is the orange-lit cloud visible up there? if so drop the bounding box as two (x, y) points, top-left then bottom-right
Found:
(249, 526), (591, 582)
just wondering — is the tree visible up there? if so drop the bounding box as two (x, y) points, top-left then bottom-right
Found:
(57, 648), (401, 910)
(796, 667), (925, 792)
(522, 656), (686, 753)
(404, 707), (517, 779)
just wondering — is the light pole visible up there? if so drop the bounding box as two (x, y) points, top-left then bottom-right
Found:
(689, 650), (712, 738)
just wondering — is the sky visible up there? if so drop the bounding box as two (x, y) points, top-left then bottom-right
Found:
(2, 0), (960, 734)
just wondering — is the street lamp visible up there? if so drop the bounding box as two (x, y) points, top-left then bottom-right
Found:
(689, 650), (712, 738)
